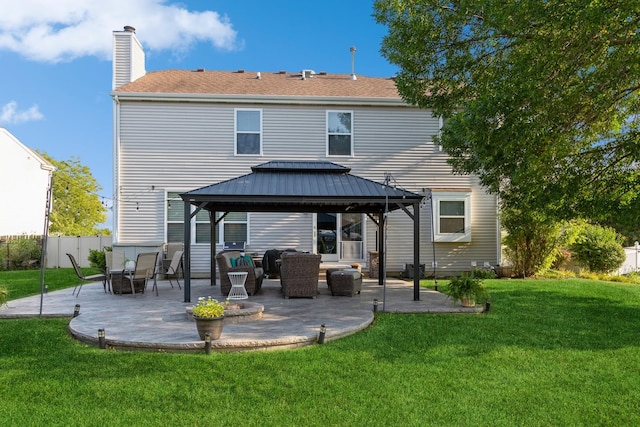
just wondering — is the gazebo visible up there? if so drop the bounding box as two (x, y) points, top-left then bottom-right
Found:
(180, 161), (424, 302)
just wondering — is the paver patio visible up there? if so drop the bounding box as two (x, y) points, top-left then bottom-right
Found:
(0, 277), (483, 352)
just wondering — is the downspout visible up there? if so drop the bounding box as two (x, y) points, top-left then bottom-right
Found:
(113, 95), (121, 242)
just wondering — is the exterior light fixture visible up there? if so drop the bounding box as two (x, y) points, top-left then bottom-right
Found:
(204, 332), (212, 354)
(98, 329), (106, 349)
(373, 298), (379, 313)
(318, 324), (327, 344)
(485, 301), (491, 313)
(73, 304), (80, 317)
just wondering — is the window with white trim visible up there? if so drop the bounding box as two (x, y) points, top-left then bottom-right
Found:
(431, 191), (472, 242)
(166, 192), (248, 244)
(166, 192), (184, 243)
(235, 109), (262, 155)
(327, 110), (353, 156)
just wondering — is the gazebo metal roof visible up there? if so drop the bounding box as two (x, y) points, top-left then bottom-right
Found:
(179, 161), (424, 302)
(181, 161), (423, 213)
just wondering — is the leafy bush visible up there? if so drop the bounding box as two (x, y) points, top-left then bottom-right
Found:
(469, 268), (497, 279)
(10, 238), (42, 269)
(502, 207), (563, 277)
(88, 248), (109, 272)
(570, 224), (626, 273)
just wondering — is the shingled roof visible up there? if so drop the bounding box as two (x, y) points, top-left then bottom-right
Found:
(113, 69), (401, 99)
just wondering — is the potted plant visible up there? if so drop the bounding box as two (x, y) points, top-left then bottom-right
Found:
(445, 272), (488, 307)
(0, 286), (8, 307)
(192, 296), (226, 340)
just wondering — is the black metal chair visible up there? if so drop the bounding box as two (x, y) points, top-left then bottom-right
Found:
(67, 253), (107, 297)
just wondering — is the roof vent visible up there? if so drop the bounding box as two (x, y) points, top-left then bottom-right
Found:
(194, 68), (205, 72)
(278, 70), (286, 74)
(236, 69), (245, 74)
(318, 71), (327, 76)
(123, 25), (136, 32)
(256, 72), (261, 80)
(301, 69), (315, 80)
(350, 46), (357, 81)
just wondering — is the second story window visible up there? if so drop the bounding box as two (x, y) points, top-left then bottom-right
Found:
(327, 111), (353, 156)
(235, 109), (262, 155)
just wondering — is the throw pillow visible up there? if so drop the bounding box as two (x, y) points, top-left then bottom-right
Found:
(236, 255), (254, 267)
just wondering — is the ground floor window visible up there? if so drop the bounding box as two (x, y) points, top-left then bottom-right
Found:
(166, 192), (248, 244)
(431, 190), (472, 242)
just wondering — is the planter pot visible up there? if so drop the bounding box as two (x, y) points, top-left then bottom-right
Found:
(194, 316), (225, 340)
(460, 297), (476, 307)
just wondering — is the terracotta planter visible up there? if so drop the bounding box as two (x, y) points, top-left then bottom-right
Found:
(194, 316), (225, 340)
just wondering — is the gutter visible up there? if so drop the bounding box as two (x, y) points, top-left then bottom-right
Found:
(108, 91), (412, 108)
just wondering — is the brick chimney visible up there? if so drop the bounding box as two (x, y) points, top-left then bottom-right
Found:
(112, 25), (146, 90)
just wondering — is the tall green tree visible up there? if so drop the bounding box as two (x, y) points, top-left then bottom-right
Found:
(39, 153), (108, 236)
(374, 0), (640, 226)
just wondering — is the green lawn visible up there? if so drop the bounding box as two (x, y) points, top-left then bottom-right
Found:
(1, 273), (640, 426)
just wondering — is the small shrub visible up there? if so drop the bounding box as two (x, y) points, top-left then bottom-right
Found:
(470, 268), (497, 279)
(570, 224), (626, 273)
(11, 238), (42, 269)
(88, 249), (108, 272)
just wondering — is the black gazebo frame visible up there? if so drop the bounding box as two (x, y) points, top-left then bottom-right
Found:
(180, 161), (424, 303)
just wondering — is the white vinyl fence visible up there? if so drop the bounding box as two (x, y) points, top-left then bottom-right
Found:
(616, 245), (640, 275)
(46, 236), (113, 268)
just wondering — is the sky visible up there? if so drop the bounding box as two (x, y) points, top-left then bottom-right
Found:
(0, 0), (398, 230)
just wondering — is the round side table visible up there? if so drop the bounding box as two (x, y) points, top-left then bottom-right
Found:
(227, 271), (249, 300)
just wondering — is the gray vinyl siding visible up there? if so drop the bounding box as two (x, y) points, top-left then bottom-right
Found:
(116, 101), (498, 275)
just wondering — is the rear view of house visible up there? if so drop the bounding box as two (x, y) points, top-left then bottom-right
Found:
(110, 26), (500, 277)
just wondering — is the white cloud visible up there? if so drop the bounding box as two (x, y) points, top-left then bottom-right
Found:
(0, 0), (238, 63)
(0, 101), (44, 124)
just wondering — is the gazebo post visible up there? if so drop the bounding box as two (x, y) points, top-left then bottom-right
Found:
(183, 199), (192, 303)
(210, 210), (217, 286)
(413, 201), (420, 301)
(378, 211), (384, 286)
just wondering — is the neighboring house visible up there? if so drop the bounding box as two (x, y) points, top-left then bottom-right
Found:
(0, 127), (54, 237)
(111, 26), (500, 277)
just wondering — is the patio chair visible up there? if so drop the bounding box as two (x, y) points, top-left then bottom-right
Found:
(122, 252), (159, 296)
(279, 252), (321, 298)
(215, 251), (264, 296)
(163, 250), (183, 289)
(67, 253), (107, 297)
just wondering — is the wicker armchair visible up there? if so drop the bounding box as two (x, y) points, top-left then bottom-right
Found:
(279, 252), (322, 298)
(215, 251), (264, 296)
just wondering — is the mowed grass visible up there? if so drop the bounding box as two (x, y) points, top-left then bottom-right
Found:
(1, 272), (640, 426)
(0, 268), (88, 299)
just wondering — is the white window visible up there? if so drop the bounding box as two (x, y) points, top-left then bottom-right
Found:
(166, 192), (248, 244)
(431, 191), (472, 242)
(166, 192), (184, 243)
(235, 109), (262, 155)
(327, 110), (353, 156)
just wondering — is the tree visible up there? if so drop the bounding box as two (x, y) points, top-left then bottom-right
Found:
(374, 0), (640, 223)
(38, 153), (108, 236)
